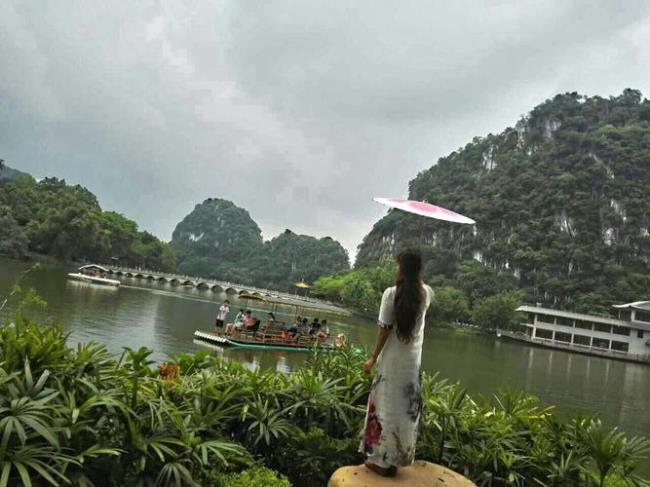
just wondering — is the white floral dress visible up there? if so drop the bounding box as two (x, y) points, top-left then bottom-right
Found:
(360, 284), (432, 467)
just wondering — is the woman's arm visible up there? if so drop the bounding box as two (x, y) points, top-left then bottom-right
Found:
(363, 326), (391, 373)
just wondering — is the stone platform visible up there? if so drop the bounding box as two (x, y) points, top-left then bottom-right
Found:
(328, 461), (476, 487)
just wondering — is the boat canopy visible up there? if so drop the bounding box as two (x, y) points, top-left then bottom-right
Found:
(239, 292), (350, 316)
(78, 264), (109, 272)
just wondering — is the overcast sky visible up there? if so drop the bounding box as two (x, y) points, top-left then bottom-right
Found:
(2, 1), (650, 259)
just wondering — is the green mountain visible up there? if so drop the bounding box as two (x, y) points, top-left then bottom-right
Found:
(171, 198), (264, 283)
(171, 199), (350, 290)
(356, 89), (650, 311)
(0, 171), (176, 269)
(249, 230), (350, 290)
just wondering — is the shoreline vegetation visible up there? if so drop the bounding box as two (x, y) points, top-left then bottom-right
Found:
(0, 173), (176, 271)
(1, 290), (649, 487)
(312, 264), (527, 332)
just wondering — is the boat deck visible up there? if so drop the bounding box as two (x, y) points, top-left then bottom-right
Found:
(193, 330), (335, 352)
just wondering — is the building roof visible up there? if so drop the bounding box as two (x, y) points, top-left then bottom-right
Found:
(612, 301), (650, 311)
(517, 305), (628, 327)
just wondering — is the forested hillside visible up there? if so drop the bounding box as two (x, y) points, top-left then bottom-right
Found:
(0, 168), (176, 270)
(355, 89), (650, 312)
(171, 199), (349, 290)
(171, 199), (264, 283)
(249, 230), (349, 290)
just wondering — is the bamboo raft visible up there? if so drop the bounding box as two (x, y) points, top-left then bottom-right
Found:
(193, 330), (336, 352)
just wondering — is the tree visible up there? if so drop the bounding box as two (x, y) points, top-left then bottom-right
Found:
(428, 287), (470, 325)
(312, 264), (394, 311)
(470, 290), (525, 331)
(0, 206), (29, 258)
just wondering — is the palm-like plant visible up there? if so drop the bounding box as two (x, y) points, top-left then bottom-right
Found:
(575, 417), (650, 487)
(0, 360), (75, 486)
(240, 396), (295, 448)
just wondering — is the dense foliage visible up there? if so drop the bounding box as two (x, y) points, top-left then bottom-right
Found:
(171, 198), (264, 283)
(1, 290), (648, 487)
(0, 170), (176, 270)
(356, 90), (650, 312)
(248, 230), (349, 291)
(313, 258), (523, 331)
(311, 264), (394, 312)
(172, 199), (349, 290)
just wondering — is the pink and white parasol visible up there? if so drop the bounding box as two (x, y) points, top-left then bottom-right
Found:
(373, 197), (476, 225)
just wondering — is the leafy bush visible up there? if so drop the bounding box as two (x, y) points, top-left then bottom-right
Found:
(216, 466), (291, 487)
(470, 289), (525, 330)
(428, 286), (470, 325)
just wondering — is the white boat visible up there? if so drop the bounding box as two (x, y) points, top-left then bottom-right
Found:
(67, 265), (121, 287)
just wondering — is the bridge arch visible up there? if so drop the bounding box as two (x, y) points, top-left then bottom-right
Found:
(196, 282), (210, 290)
(211, 284), (224, 292)
(224, 287), (237, 294)
(125, 272), (134, 277)
(157, 276), (168, 283)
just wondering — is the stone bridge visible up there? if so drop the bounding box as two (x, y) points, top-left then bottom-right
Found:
(105, 266), (290, 298)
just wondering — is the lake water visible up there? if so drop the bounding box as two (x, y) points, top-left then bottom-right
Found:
(1, 258), (649, 455)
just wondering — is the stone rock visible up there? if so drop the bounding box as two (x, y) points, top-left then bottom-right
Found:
(328, 461), (476, 487)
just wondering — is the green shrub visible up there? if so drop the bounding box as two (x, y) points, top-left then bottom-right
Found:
(216, 466), (291, 487)
(273, 427), (361, 486)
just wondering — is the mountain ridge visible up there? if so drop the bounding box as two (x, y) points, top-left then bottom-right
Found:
(356, 89), (650, 310)
(171, 198), (350, 290)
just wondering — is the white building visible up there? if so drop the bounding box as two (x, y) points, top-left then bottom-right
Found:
(512, 301), (650, 363)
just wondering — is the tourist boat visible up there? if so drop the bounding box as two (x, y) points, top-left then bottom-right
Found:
(67, 265), (121, 287)
(193, 330), (338, 352)
(193, 293), (349, 352)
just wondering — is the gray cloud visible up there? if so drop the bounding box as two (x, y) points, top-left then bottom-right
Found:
(1, 0), (649, 258)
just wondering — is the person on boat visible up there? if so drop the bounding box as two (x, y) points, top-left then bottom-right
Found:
(262, 312), (276, 331)
(309, 318), (321, 335)
(244, 311), (260, 333)
(213, 299), (230, 334)
(225, 309), (245, 335)
(318, 320), (330, 339)
(360, 250), (432, 478)
(284, 317), (299, 339)
(234, 309), (245, 326)
(298, 318), (310, 336)
(258, 312), (276, 339)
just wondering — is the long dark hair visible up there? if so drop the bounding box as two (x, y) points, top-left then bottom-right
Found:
(394, 250), (424, 343)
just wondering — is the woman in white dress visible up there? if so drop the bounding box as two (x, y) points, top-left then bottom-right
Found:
(360, 251), (432, 477)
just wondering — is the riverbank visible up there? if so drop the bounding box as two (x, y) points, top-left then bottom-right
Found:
(1, 296), (648, 487)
